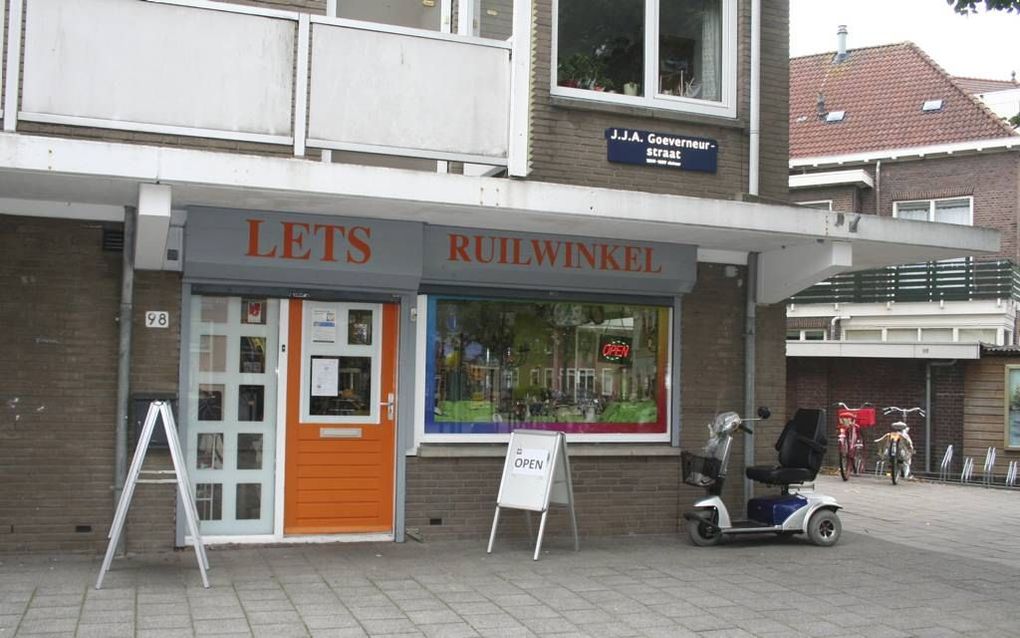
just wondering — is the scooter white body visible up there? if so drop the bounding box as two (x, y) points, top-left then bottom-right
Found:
(691, 492), (841, 535)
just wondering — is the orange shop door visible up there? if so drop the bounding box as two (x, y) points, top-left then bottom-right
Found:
(284, 300), (397, 534)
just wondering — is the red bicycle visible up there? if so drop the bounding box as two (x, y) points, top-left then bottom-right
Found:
(834, 402), (876, 481)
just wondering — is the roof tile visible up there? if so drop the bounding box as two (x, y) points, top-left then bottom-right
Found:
(790, 43), (1016, 159)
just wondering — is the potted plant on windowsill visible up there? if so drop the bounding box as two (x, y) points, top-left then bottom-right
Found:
(558, 52), (612, 92)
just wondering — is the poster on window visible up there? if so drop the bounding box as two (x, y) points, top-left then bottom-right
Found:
(312, 309), (337, 343)
(311, 357), (339, 396)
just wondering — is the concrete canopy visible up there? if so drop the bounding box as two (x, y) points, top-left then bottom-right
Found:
(0, 133), (1000, 303)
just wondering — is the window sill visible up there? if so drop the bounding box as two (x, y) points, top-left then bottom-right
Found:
(549, 95), (747, 131)
(413, 443), (682, 458)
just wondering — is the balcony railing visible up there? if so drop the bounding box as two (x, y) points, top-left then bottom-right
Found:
(789, 259), (1020, 305)
(3, 0), (530, 173)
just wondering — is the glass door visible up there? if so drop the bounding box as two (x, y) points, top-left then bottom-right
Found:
(186, 296), (279, 535)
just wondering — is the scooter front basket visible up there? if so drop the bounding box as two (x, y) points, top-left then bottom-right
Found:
(681, 452), (723, 487)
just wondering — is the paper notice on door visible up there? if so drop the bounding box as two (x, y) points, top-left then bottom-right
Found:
(311, 358), (339, 396)
(312, 309), (337, 343)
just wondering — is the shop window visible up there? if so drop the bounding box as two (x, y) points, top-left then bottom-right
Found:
(425, 297), (670, 437)
(196, 483), (222, 521)
(1007, 366), (1020, 448)
(235, 484), (261, 520)
(237, 433), (263, 470)
(554, 0), (736, 118)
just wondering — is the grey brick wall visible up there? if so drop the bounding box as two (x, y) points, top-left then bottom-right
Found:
(0, 215), (121, 552)
(0, 215), (183, 553)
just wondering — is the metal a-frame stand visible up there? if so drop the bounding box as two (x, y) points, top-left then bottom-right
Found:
(96, 401), (209, 589)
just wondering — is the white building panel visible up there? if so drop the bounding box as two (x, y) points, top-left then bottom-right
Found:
(22, 0), (295, 139)
(308, 22), (510, 162)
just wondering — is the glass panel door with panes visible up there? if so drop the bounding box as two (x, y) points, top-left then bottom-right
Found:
(187, 296), (279, 535)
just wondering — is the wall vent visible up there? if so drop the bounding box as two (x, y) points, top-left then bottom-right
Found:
(102, 226), (124, 252)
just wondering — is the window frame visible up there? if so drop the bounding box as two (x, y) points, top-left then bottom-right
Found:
(796, 200), (833, 211)
(416, 294), (674, 444)
(1004, 365), (1020, 450)
(550, 0), (738, 119)
(892, 196), (974, 225)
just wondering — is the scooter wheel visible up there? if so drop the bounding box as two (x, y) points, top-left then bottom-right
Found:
(807, 509), (842, 547)
(686, 518), (722, 547)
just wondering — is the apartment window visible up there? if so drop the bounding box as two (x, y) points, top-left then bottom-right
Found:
(553, 0), (736, 118)
(786, 329), (826, 341)
(1005, 366), (1020, 448)
(893, 197), (973, 226)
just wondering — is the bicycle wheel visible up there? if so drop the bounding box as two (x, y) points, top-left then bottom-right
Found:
(838, 435), (850, 481)
(889, 440), (899, 485)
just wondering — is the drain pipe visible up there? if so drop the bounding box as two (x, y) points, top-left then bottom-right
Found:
(925, 359), (956, 473)
(113, 207), (136, 552)
(744, 253), (758, 504)
(748, 0), (761, 196)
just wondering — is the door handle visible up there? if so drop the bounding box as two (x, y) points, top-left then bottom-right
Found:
(380, 392), (395, 420)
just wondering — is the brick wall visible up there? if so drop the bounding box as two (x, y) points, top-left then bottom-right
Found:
(124, 272), (183, 553)
(0, 215), (184, 553)
(789, 185), (861, 213)
(406, 263), (788, 540)
(786, 356), (964, 473)
(0, 215), (121, 552)
(529, 0), (790, 202)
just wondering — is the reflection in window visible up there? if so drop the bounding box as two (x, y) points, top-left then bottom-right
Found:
(196, 433), (224, 469)
(1009, 368), (1020, 448)
(237, 433), (263, 470)
(199, 335), (227, 372)
(238, 385), (264, 422)
(236, 484), (261, 520)
(348, 310), (373, 345)
(557, 0), (644, 94)
(426, 298), (669, 434)
(310, 356), (373, 417)
(659, 0), (722, 101)
(198, 384), (224, 421)
(196, 483), (222, 520)
(239, 337), (266, 374)
(200, 297), (229, 323)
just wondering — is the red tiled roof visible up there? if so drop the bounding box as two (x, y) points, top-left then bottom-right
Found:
(790, 42), (1016, 159)
(953, 76), (1018, 95)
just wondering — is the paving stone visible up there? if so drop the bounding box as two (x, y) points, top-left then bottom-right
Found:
(75, 622), (136, 638)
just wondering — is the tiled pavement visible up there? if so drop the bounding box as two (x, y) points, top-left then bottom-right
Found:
(1, 476), (1018, 637)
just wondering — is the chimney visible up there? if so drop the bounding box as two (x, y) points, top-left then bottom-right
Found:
(835, 25), (848, 63)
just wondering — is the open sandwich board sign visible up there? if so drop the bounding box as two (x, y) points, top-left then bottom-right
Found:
(487, 430), (579, 560)
(96, 401), (210, 589)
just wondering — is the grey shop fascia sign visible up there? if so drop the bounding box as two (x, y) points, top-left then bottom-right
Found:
(605, 127), (718, 173)
(184, 209), (696, 297)
(184, 207), (424, 292)
(422, 226), (696, 295)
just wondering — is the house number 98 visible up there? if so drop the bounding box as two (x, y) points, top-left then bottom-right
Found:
(145, 311), (169, 328)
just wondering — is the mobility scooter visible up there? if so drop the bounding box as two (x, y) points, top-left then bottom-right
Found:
(682, 408), (842, 547)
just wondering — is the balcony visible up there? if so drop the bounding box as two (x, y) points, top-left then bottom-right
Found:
(1, 0), (529, 173)
(788, 259), (1020, 305)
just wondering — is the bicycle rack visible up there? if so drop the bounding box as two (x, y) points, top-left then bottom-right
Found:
(938, 445), (954, 482)
(960, 457), (975, 483)
(1007, 461), (1019, 488)
(982, 447), (997, 487)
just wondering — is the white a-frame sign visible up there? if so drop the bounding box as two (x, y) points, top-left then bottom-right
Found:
(487, 430), (579, 560)
(96, 401), (209, 589)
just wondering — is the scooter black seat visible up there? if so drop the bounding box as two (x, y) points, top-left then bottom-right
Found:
(745, 408), (827, 487)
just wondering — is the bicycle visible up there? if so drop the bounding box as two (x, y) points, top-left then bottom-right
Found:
(834, 402), (876, 481)
(875, 406), (924, 485)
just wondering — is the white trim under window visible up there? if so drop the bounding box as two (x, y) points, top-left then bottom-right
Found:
(795, 200), (833, 211)
(893, 196), (974, 226)
(550, 0), (738, 119)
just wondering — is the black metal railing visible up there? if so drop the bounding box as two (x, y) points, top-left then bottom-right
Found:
(789, 259), (1020, 304)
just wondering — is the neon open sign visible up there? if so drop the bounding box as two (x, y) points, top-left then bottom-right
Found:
(599, 336), (632, 364)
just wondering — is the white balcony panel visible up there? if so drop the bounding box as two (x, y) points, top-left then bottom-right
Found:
(22, 0), (295, 141)
(308, 23), (510, 163)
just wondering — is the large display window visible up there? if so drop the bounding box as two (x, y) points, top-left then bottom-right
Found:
(424, 296), (670, 438)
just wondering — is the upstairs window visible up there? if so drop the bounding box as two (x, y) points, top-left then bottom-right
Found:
(893, 197), (973, 226)
(553, 0), (737, 118)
